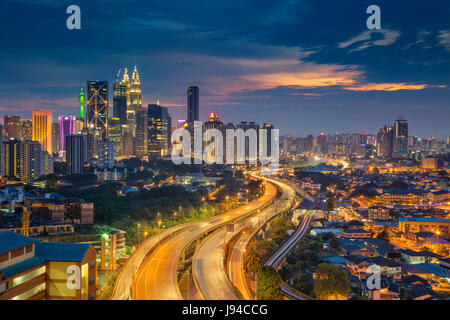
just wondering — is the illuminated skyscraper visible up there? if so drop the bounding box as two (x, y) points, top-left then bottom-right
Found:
(20, 140), (42, 183)
(4, 115), (20, 140)
(2, 139), (21, 179)
(59, 116), (75, 154)
(204, 112), (223, 163)
(135, 107), (148, 158)
(147, 102), (169, 157)
(51, 122), (61, 156)
(86, 81), (108, 139)
(98, 139), (115, 169)
(20, 120), (32, 141)
(108, 118), (123, 156)
(129, 66), (142, 137)
(394, 117), (408, 152)
(32, 110), (53, 154)
(317, 132), (328, 154)
(113, 69), (128, 124)
(377, 126), (394, 158)
(187, 86), (199, 124)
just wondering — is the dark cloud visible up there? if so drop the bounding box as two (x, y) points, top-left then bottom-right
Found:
(0, 0), (449, 137)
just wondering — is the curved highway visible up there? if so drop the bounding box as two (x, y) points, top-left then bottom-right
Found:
(133, 179), (278, 300)
(192, 177), (296, 300)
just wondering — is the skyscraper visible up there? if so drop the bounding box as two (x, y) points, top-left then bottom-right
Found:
(113, 70), (128, 124)
(98, 139), (115, 169)
(135, 107), (148, 158)
(148, 102), (169, 157)
(129, 66), (142, 137)
(59, 116), (75, 154)
(4, 115), (21, 140)
(51, 122), (61, 156)
(32, 110), (52, 154)
(20, 140), (42, 183)
(2, 139), (21, 179)
(86, 81), (108, 139)
(20, 120), (32, 141)
(187, 86), (199, 124)
(108, 118), (123, 156)
(204, 112), (223, 163)
(377, 126), (394, 158)
(394, 117), (408, 152)
(65, 134), (86, 174)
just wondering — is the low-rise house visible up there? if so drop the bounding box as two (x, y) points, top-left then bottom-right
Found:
(342, 229), (371, 239)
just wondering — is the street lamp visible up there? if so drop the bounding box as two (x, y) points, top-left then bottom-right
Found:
(173, 211), (177, 225)
(137, 223), (141, 245)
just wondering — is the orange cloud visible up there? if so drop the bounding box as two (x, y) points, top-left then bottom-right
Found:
(343, 83), (445, 91)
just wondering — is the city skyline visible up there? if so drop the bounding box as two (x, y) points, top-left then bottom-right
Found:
(0, 0), (449, 138)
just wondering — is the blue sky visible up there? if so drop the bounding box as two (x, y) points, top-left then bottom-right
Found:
(0, 0), (449, 138)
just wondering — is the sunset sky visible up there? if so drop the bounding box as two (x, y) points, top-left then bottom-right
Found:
(0, 0), (449, 137)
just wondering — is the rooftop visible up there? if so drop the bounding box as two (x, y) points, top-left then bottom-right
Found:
(0, 231), (39, 255)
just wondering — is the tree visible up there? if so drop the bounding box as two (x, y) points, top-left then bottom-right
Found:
(313, 263), (350, 300)
(330, 238), (341, 250)
(256, 266), (283, 300)
(292, 272), (312, 295)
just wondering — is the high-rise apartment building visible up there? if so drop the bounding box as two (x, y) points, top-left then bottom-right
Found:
(97, 139), (115, 169)
(108, 118), (123, 156)
(2, 139), (21, 179)
(32, 110), (52, 154)
(20, 140), (42, 183)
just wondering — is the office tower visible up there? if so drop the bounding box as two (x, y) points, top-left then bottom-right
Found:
(377, 126), (394, 158)
(86, 81), (108, 139)
(222, 122), (236, 164)
(2, 139), (21, 179)
(394, 117), (408, 152)
(51, 122), (61, 156)
(147, 102), (169, 157)
(98, 139), (115, 169)
(20, 140), (42, 183)
(135, 107), (148, 158)
(4, 115), (21, 140)
(236, 121), (259, 162)
(317, 132), (328, 154)
(259, 123), (274, 159)
(204, 112), (223, 163)
(65, 134), (86, 174)
(81, 127), (100, 160)
(59, 116), (75, 154)
(187, 86), (199, 124)
(73, 117), (84, 134)
(128, 66), (142, 136)
(79, 83), (85, 125)
(108, 118), (123, 156)
(113, 70), (128, 124)
(32, 110), (53, 154)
